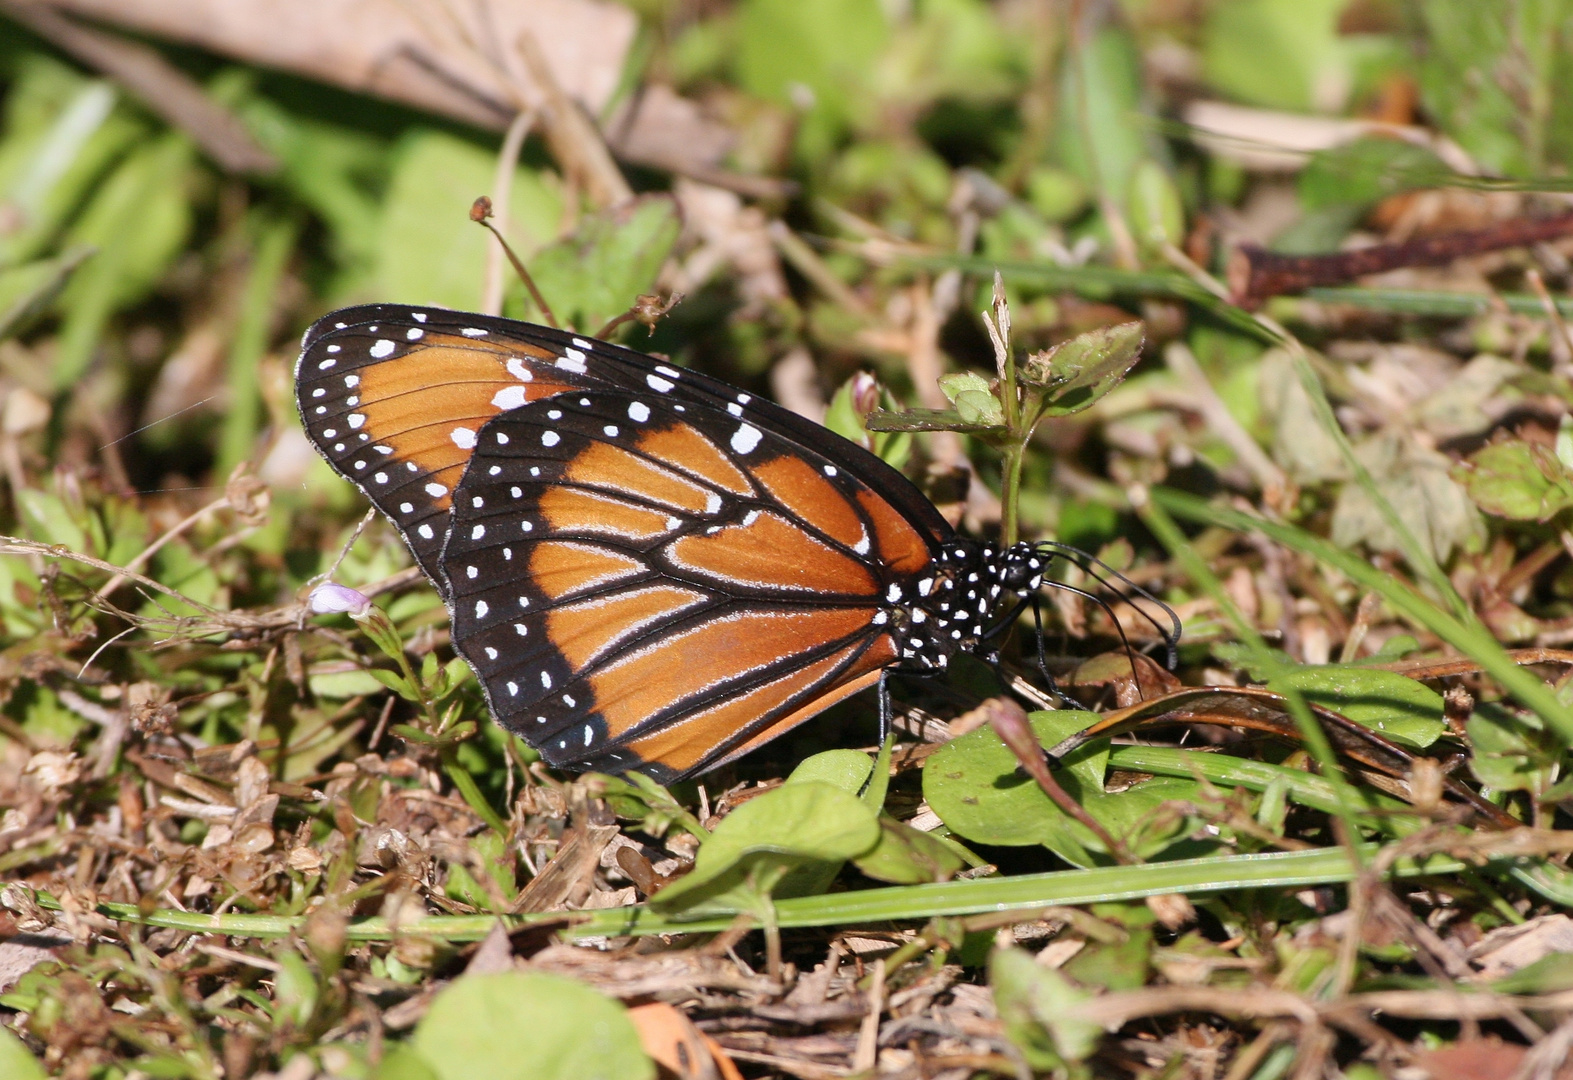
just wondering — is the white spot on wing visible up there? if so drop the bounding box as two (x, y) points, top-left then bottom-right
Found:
(406, 327), (423, 341)
(450, 427), (477, 448)
(425, 483), (447, 497)
(647, 374), (673, 393)
(506, 358), (533, 381)
(347, 413), (365, 429)
(418, 524), (434, 539)
(730, 424), (762, 454)
(628, 401), (650, 422)
(475, 600), (489, 618)
(542, 431), (560, 446)
(461, 327), (487, 337)
(369, 339), (395, 358)
(492, 385), (528, 409)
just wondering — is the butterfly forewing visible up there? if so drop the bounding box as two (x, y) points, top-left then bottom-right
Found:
(442, 387), (918, 779)
(295, 306), (602, 588)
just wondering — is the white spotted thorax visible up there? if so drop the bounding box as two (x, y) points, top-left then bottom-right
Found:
(884, 540), (1048, 670)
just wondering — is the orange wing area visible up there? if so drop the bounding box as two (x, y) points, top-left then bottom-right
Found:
(856, 489), (933, 577)
(666, 511), (877, 595)
(751, 455), (870, 553)
(584, 606), (878, 739)
(297, 326), (579, 585)
(610, 635), (898, 779)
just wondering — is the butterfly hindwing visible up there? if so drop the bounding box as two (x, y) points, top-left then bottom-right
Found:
(441, 387), (915, 778)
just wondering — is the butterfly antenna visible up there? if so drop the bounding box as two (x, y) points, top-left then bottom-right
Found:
(1033, 540), (1182, 669)
(470, 196), (559, 328)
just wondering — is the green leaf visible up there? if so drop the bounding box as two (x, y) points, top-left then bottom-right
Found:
(1298, 139), (1456, 213)
(1456, 439), (1573, 521)
(650, 781), (880, 913)
(1331, 432), (1486, 564)
(0, 1027), (45, 1080)
(990, 946), (1101, 1069)
(787, 749), (873, 793)
(307, 669), (390, 699)
(272, 949), (319, 1029)
(54, 133), (193, 388)
(1055, 27), (1147, 212)
(1490, 951), (1573, 994)
(371, 1044), (442, 1080)
(375, 129), (563, 312)
(517, 195), (680, 335)
(1467, 704), (1560, 795)
(852, 816), (967, 884)
(1265, 666), (1447, 749)
(411, 972), (653, 1080)
(367, 668), (420, 701)
(734, 0), (889, 157)
(823, 374), (913, 468)
(923, 709), (1204, 865)
(1021, 322), (1144, 417)
(1201, 0), (1354, 112)
(0, 246), (93, 342)
(0, 60), (141, 267)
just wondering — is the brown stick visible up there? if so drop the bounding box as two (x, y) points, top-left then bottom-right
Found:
(2, 0), (277, 174)
(1227, 212), (1573, 309)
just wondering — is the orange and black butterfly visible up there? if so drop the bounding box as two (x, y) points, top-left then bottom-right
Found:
(296, 305), (1179, 781)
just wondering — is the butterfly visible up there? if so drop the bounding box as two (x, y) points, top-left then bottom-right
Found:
(295, 305), (1179, 781)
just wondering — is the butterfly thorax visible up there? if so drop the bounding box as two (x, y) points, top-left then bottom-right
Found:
(886, 540), (1050, 670)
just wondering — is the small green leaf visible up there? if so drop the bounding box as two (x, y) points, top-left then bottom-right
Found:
(411, 972), (653, 1080)
(935, 372), (1003, 427)
(990, 946), (1101, 1069)
(1457, 439), (1573, 522)
(852, 816), (967, 884)
(1266, 666), (1446, 749)
(367, 667), (420, 701)
(787, 749), (873, 793)
(650, 781), (880, 912)
(1467, 704), (1559, 795)
(308, 669), (389, 699)
(1022, 322), (1144, 416)
(0, 1028), (45, 1080)
(937, 371), (993, 404)
(371, 1044), (442, 1080)
(1490, 951), (1573, 995)
(375, 129), (562, 312)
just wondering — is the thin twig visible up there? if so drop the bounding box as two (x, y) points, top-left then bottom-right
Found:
(1228, 212), (1573, 309)
(481, 108), (539, 315)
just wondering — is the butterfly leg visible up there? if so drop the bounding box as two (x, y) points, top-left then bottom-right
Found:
(1030, 595), (1068, 704)
(877, 668), (891, 746)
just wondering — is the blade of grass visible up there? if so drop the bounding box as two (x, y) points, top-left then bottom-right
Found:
(34, 844), (1474, 942)
(1151, 487), (1573, 744)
